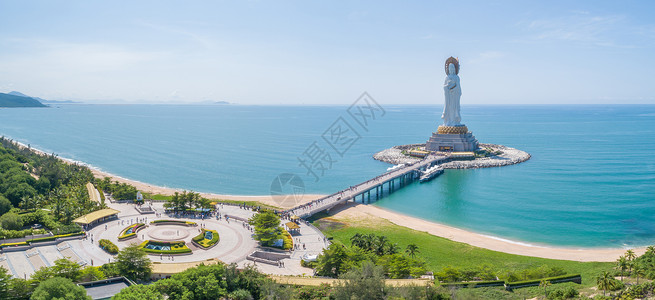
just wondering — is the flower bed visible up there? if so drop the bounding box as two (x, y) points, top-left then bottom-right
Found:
(281, 229), (293, 250)
(118, 223), (145, 240)
(99, 239), (119, 254)
(191, 229), (219, 249)
(150, 220), (197, 227)
(138, 240), (191, 254)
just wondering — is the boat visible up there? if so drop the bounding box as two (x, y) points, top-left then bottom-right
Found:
(386, 164), (404, 171)
(419, 165), (444, 183)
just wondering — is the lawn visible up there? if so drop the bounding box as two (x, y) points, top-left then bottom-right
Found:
(311, 212), (612, 288)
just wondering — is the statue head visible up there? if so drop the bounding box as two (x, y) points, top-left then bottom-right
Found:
(445, 56), (460, 75)
(448, 63), (456, 76)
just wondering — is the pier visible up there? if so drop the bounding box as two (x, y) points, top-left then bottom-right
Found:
(286, 155), (451, 218)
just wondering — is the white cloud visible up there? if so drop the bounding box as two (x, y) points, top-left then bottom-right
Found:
(524, 13), (633, 48)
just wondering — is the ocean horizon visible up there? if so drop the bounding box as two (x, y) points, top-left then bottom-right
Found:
(1, 104), (654, 248)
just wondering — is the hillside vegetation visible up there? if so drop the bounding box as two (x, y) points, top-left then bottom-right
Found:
(0, 93), (46, 107)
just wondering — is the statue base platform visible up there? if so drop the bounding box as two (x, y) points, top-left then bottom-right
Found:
(426, 125), (479, 152)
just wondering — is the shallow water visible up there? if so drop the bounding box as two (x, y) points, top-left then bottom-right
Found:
(1, 104), (653, 247)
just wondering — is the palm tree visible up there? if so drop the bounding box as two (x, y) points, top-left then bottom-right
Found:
(405, 244), (420, 258)
(385, 242), (399, 255)
(625, 249), (636, 273)
(647, 246), (655, 255)
(626, 249), (636, 261)
(350, 233), (364, 248)
(597, 271), (615, 297)
(633, 263), (644, 284)
(539, 280), (551, 298)
(375, 235), (390, 256)
(617, 256), (628, 281)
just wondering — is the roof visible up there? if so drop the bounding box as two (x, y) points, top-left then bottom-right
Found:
(285, 222), (300, 229)
(451, 152), (475, 156)
(73, 208), (120, 225)
(78, 277), (133, 300)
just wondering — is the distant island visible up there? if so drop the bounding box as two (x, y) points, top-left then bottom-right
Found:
(7, 91), (80, 104)
(0, 92), (47, 108)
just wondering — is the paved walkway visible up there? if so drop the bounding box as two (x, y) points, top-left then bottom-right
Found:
(3, 200), (329, 278)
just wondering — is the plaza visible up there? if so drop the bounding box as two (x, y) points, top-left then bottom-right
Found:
(1, 199), (328, 279)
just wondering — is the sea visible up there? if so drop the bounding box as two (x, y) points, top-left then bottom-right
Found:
(1, 104), (654, 248)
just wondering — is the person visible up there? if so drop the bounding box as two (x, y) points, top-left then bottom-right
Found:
(442, 58), (462, 126)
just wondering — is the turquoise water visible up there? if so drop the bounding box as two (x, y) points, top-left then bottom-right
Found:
(1, 104), (654, 247)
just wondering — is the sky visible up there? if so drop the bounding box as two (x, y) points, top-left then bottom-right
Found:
(0, 0), (654, 105)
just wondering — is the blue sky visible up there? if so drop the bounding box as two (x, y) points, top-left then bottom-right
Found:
(0, 0), (654, 104)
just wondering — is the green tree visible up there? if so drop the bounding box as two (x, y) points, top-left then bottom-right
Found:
(0, 212), (23, 230)
(435, 266), (463, 283)
(633, 263), (644, 284)
(539, 279), (551, 298)
(9, 277), (32, 300)
(405, 244), (419, 258)
(78, 266), (106, 282)
(113, 284), (162, 300)
(32, 258), (82, 282)
(596, 271), (615, 297)
(0, 195), (11, 216)
(0, 266), (11, 299)
(249, 210), (282, 247)
(316, 243), (352, 278)
(31, 277), (91, 300)
(333, 261), (386, 300)
(116, 244), (152, 282)
(617, 256), (628, 281)
(626, 249), (636, 273)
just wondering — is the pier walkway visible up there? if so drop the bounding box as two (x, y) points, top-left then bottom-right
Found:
(286, 155), (450, 218)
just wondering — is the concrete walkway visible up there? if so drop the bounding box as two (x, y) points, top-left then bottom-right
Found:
(4, 200), (329, 278)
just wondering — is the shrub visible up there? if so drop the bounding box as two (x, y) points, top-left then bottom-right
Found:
(282, 229), (293, 250)
(25, 232), (84, 244)
(151, 219), (196, 226)
(0, 212), (23, 230)
(99, 239), (119, 254)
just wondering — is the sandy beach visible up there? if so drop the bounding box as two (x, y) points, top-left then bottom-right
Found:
(326, 202), (645, 262)
(12, 140), (642, 262)
(90, 168), (325, 209)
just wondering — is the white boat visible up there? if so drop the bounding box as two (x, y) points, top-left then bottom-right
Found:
(387, 164), (403, 171)
(419, 165), (444, 183)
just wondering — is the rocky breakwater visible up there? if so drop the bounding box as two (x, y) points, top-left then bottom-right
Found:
(373, 143), (530, 169)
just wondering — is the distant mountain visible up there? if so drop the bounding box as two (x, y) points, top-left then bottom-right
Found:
(39, 99), (79, 104)
(6, 91), (79, 105)
(215, 101), (230, 105)
(0, 93), (47, 107)
(7, 91), (31, 98)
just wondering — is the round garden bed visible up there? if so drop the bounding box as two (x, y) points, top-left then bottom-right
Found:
(118, 223), (146, 240)
(191, 229), (220, 249)
(139, 240), (191, 255)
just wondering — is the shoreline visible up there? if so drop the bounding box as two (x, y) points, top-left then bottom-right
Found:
(4, 138), (642, 261)
(373, 143), (531, 168)
(328, 202), (645, 262)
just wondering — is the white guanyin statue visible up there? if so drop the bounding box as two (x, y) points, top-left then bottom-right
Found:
(442, 57), (462, 126)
